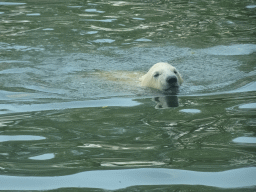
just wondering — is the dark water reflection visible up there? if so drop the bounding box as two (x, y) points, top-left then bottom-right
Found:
(153, 96), (179, 108)
(0, 0), (256, 191)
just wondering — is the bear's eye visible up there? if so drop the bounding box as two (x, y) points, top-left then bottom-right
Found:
(154, 72), (160, 78)
(173, 70), (178, 74)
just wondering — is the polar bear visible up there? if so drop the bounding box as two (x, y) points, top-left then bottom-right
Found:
(139, 62), (183, 91)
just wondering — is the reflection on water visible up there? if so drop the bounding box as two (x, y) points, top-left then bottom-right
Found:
(239, 103), (256, 109)
(180, 108), (201, 114)
(0, 167), (255, 190)
(153, 96), (179, 109)
(0, 0), (256, 191)
(0, 135), (45, 142)
(201, 44), (256, 56)
(233, 137), (256, 144)
(0, 2), (26, 5)
(0, 98), (140, 114)
(29, 153), (55, 160)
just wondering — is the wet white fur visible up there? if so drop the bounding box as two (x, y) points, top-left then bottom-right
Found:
(140, 62), (183, 90)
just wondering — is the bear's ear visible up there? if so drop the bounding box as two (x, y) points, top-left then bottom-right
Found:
(179, 75), (184, 85)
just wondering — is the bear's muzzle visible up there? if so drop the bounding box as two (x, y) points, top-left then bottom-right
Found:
(166, 76), (178, 84)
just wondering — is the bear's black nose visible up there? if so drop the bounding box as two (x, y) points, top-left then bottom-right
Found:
(166, 76), (177, 84)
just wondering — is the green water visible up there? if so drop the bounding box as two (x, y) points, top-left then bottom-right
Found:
(0, 0), (256, 191)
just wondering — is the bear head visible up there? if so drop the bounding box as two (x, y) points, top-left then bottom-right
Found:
(140, 62), (183, 91)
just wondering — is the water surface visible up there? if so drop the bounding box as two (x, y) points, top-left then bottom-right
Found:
(0, 0), (255, 191)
